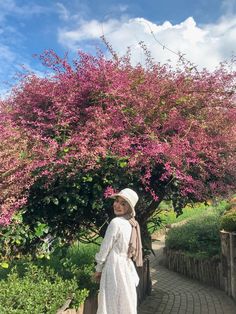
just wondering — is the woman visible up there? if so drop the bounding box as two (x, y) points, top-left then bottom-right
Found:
(94, 188), (143, 314)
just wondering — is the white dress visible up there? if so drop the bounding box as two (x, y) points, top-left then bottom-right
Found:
(95, 217), (140, 314)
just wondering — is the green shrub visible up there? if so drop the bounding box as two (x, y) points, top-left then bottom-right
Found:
(0, 264), (88, 314)
(38, 242), (100, 296)
(0, 240), (100, 308)
(0, 211), (34, 261)
(165, 212), (221, 258)
(220, 211), (236, 232)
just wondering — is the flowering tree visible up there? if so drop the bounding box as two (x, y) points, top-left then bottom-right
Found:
(0, 50), (235, 252)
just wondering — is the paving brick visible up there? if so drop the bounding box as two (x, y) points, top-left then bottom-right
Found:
(138, 236), (236, 314)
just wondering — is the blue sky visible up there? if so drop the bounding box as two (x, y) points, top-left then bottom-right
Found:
(1, 0), (236, 97)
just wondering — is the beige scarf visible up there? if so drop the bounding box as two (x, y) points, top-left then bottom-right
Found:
(127, 218), (143, 267)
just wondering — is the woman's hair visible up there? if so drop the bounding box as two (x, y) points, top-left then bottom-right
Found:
(122, 199), (133, 217)
(126, 202), (133, 215)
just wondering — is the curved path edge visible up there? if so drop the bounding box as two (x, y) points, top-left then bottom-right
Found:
(138, 236), (236, 314)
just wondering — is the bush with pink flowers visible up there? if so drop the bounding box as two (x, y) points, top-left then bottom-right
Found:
(0, 49), (235, 253)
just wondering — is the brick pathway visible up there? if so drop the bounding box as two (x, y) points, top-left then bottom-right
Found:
(138, 237), (236, 314)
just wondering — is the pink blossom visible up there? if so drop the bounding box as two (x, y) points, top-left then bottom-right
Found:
(0, 49), (235, 223)
(104, 186), (118, 199)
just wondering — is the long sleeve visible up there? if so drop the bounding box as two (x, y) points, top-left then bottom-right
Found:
(95, 218), (119, 272)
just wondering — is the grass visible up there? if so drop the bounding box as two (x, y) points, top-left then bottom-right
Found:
(148, 199), (229, 234)
(159, 201), (222, 224)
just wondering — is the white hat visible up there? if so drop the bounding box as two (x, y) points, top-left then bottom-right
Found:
(112, 188), (139, 217)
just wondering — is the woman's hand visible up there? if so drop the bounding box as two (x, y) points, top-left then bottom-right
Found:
(93, 271), (102, 283)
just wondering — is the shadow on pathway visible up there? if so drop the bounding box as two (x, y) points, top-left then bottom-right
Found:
(138, 235), (236, 314)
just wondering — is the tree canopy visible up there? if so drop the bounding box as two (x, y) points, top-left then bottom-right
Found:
(0, 49), (235, 252)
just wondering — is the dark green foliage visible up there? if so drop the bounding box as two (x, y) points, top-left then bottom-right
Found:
(0, 211), (35, 262)
(22, 156), (142, 253)
(165, 212), (221, 258)
(0, 156), (140, 258)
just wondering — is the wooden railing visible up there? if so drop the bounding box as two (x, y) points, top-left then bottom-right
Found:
(164, 248), (221, 288)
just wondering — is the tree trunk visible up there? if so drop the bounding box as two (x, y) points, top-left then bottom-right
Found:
(138, 198), (164, 253)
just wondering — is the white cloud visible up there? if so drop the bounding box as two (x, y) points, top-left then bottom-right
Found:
(58, 15), (236, 70)
(118, 4), (128, 13)
(221, 0), (236, 15)
(58, 18), (122, 49)
(0, 42), (19, 91)
(0, 0), (48, 22)
(56, 2), (70, 21)
(55, 1), (90, 24)
(0, 44), (16, 62)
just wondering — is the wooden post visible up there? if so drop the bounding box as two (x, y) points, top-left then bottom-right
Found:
(136, 258), (152, 304)
(83, 295), (98, 314)
(220, 230), (231, 296)
(230, 232), (236, 300)
(146, 258), (152, 295)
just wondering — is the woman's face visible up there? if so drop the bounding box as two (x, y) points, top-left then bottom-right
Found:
(113, 196), (131, 216)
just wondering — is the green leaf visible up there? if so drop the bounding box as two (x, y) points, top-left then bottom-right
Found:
(82, 175), (93, 182)
(43, 196), (51, 204)
(35, 223), (49, 237)
(52, 197), (59, 205)
(0, 262), (9, 268)
(118, 161), (127, 168)
(19, 151), (27, 159)
(176, 96), (189, 105)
